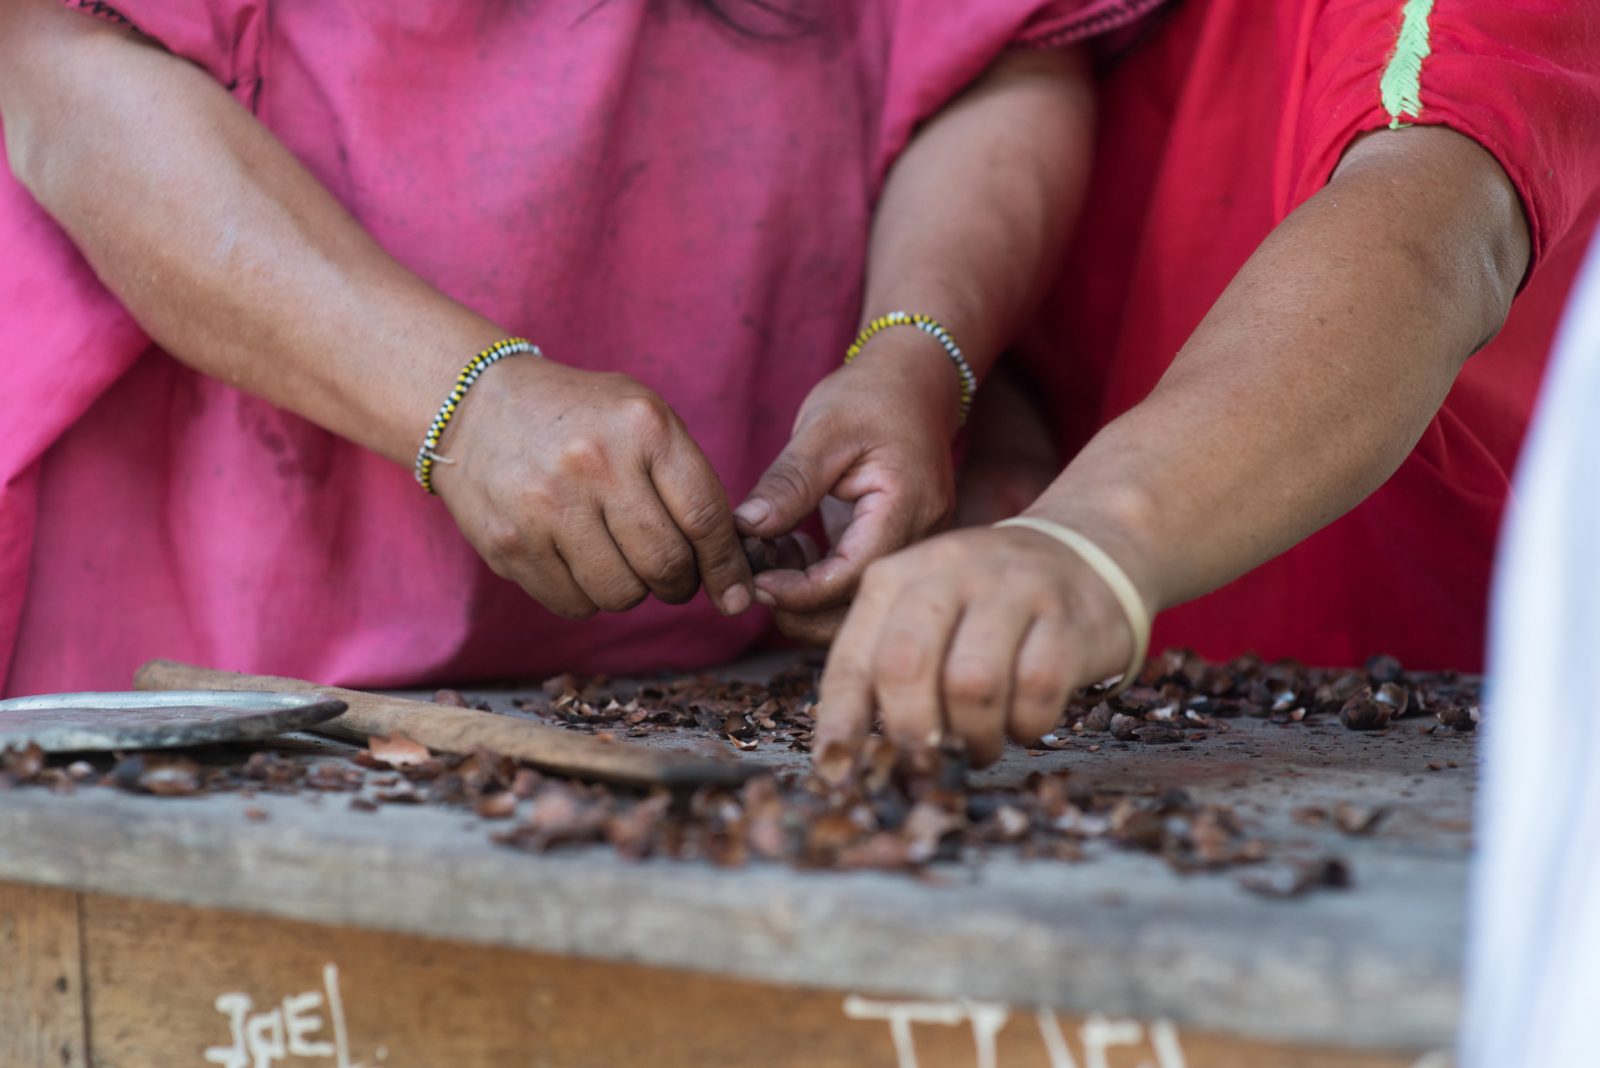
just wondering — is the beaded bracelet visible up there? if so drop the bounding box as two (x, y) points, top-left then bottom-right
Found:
(844, 311), (976, 425)
(414, 337), (540, 495)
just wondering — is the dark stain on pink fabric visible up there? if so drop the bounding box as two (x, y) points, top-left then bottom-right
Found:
(610, 160), (650, 209)
(167, 364), (209, 418)
(240, 401), (336, 487)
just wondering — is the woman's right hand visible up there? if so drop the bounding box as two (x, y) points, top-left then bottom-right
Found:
(432, 357), (755, 619)
(814, 522), (1138, 767)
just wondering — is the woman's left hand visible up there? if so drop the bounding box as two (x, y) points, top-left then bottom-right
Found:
(734, 330), (961, 643)
(812, 523), (1136, 767)
(733, 44), (1099, 643)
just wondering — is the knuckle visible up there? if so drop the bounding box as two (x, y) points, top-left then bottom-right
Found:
(760, 459), (814, 508)
(874, 636), (931, 687)
(646, 565), (699, 605)
(1014, 663), (1065, 709)
(513, 481), (560, 513)
(882, 715), (934, 749)
(678, 498), (732, 546)
(636, 541), (696, 586)
(617, 390), (675, 440)
(480, 521), (525, 563)
(554, 435), (610, 479)
(929, 535), (975, 566)
(944, 661), (1005, 709)
(646, 559), (697, 601)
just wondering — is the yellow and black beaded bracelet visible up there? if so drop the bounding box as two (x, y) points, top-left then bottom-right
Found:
(414, 337), (540, 495)
(844, 311), (976, 425)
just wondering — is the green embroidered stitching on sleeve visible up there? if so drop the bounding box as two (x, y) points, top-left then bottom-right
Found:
(1380, 0), (1435, 129)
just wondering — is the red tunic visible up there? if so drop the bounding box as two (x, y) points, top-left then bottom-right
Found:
(1027, 0), (1600, 670)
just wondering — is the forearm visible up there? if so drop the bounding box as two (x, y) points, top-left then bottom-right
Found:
(1030, 126), (1530, 611)
(0, 2), (500, 465)
(858, 46), (1094, 398)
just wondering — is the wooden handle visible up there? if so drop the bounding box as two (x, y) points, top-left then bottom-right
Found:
(133, 660), (752, 789)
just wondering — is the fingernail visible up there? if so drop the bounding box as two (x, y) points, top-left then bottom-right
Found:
(721, 584), (752, 616)
(752, 588), (777, 608)
(734, 499), (772, 528)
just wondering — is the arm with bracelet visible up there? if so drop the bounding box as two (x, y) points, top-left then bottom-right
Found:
(815, 126), (1533, 766)
(0, 0), (756, 622)
(809, 0), (1600, 767)
(732, 45), (1096, 645)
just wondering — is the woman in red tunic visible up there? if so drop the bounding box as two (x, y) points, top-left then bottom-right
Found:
(795, 0), (1600, 764)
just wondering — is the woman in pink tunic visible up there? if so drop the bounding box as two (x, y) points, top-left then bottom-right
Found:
(0, 0), (1158, 695)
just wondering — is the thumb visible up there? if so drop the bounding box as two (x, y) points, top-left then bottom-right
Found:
(735, 429), (852, 538)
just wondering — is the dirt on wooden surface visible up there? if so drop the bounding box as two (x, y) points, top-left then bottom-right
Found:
(0, 649), (1480, 897)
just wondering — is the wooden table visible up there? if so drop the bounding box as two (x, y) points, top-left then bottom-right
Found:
(0, 658), (1476, 1067)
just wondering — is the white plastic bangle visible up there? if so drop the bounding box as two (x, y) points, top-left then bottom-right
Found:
(994, 517), (1151, 699)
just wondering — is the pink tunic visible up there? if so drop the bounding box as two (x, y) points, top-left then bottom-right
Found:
(0, 0), (1157, 695)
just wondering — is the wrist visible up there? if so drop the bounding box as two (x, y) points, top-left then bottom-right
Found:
(1021, 480), (1166, 614)
(420, 342), (552, 495)
(841, 328), (968, 435)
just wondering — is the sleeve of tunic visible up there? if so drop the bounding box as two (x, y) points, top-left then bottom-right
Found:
(57, 0), (267, 105)
(0, 1), (265, 692)
(0, 157), (147, 692)
(869, 0), (1174, 184)
(1283, 0), (1600, 277)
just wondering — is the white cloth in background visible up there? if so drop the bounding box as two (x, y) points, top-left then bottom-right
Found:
(1461, 233), (1600, 1067)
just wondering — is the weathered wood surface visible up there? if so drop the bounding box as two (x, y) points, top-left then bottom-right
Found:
(0, 658), (1478, 1055)
(0, 883), (87, 1068)
(60, 889), (1420, 1068)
